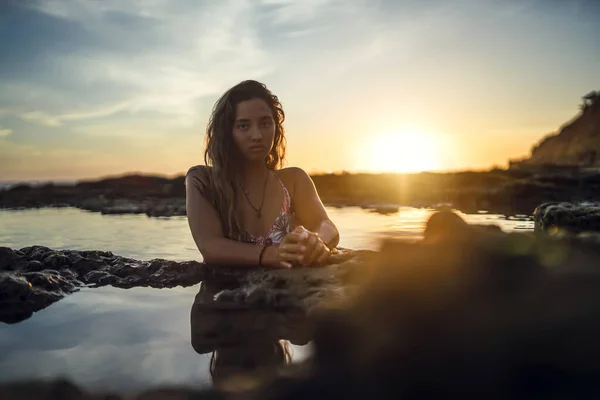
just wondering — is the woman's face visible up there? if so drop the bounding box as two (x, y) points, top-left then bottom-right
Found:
(232, 98), (275, 164)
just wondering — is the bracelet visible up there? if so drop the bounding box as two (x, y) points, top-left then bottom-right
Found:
(258, 245), (269, 266)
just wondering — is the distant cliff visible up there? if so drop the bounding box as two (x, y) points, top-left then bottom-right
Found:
(513, 91), (600, 168)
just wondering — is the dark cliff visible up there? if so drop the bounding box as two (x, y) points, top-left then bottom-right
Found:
(517, 91), (600, 167)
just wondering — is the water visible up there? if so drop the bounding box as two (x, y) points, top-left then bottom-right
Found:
(0, 207), (533, 393)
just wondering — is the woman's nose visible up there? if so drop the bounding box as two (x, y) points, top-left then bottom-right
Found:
(250, 126), (262, 141)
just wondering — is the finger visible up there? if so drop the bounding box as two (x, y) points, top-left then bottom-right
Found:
(299, 234), (317, 254)
(280, 251), (305, 262)
(302, 236), (321, 264)
(279, 261), (292, 269)
(304, 247), (321, 265)
(316, 248), (331, 264)
(306, 233), (319, 248)
(282, 232), (307, 244)
(293, 225), (310, 240)
(279, 247), (305, 262)
(301, 235), (320, 263)
(279, 243), (306, 254)
(299, 229), (309, 241)
(311, 243), (330, 264)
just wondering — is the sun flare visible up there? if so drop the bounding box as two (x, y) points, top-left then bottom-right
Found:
(364, 129), (439, 173)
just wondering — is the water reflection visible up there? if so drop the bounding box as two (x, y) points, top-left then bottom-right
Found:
(190, 279), (314, 389)
(0, 207), (532, 392)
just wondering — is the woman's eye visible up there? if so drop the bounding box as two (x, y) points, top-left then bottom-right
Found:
(260, 120), (273, 128)
(237, 123), (249, 130)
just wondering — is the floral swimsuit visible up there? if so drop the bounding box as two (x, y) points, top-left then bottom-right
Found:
(242, 173), (295, 246)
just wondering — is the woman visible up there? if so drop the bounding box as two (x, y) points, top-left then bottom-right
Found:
(186, 80), (339, 268)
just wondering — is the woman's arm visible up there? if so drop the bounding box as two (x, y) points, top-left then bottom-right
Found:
(289, 168), (340, 249)
(186, 169), (286, 267)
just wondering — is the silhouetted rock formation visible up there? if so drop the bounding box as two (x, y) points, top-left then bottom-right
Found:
(512, 91), (600, 168)
(0, 175), (187, 217)
(0, 246), (368, 324)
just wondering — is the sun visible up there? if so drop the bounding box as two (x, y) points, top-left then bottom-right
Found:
(363, 129), (439, 173)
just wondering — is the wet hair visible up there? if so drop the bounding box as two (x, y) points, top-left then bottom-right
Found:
(204, 80), (286, 239)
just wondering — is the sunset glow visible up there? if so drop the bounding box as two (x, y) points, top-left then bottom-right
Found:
(360, 130), (439, 173)
(0, 1), (598, 181)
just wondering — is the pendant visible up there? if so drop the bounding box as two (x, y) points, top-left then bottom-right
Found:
(257, 210), (262, 218)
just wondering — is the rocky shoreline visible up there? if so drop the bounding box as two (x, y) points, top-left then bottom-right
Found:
(3, 203), (599, 325)
(2, 168), (600, 217)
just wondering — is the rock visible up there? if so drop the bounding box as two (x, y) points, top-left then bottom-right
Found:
(534, 202), (600, 233)
(100, 203), (145, 215)
(0, 247), (28, 271)
(0, 272), (65, 324)
(368, 204), (399, 215)
(0, 244), (372, 324)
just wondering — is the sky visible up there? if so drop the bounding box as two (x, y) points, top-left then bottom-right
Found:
(0, 0), (598, 181)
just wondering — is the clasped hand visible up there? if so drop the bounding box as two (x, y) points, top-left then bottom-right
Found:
(277, 225), (331, 268)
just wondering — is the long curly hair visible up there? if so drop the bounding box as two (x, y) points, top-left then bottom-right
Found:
(204, 80), (286, 239)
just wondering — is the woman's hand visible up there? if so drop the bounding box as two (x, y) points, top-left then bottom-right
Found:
(260, 244), (296, 269)
(279, 226), (331, 267)
(277, 227), (308, 268)
(299, 226), (331, 266)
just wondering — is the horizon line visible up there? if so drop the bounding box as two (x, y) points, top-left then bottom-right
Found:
(0, 165), (512, 185)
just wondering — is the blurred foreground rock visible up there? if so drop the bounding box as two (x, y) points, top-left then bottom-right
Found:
(255, 211), (600, 399)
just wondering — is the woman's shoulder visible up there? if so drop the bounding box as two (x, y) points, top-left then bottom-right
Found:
(275, 167), (312, 197)
(276, 166), (309, 179)
(276, 167), (312, 183)
(186, 164), (210, 176)
(185, 165), (211, 189)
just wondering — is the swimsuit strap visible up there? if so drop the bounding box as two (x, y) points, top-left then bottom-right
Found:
(271, 172), (291, 213)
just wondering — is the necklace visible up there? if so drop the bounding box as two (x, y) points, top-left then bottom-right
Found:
(240, 171), (269, 218)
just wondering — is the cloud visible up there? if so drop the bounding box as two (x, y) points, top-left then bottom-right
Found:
(5, 0), (280, 128)
(0, 128), (12, 137)
(73, 121), (174, 138)
(4, 0), (404, 130)
(6, 0), (397, 134)
(19, 111), (62, 127)
(2, 0), (599, 179)
(20, 101), (133, 127)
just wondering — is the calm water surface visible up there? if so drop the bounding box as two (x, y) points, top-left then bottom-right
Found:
(0, 207), (533, 393)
